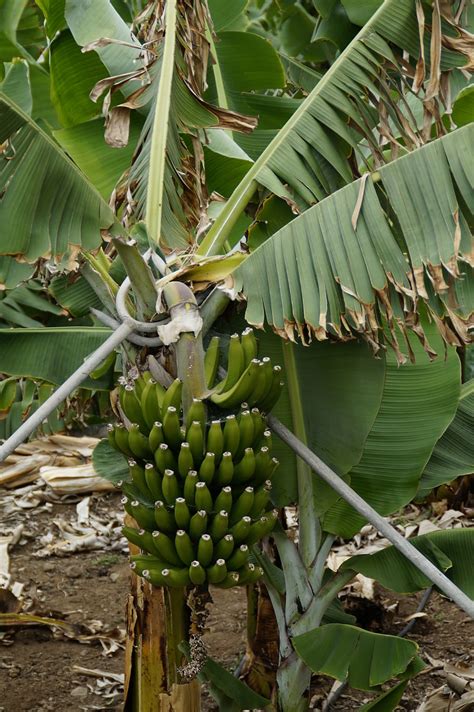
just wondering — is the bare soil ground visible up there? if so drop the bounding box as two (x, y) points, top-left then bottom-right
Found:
(0, 493), (472, 711)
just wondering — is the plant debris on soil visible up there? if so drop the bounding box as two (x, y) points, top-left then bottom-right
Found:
(0, 442), (472, 711)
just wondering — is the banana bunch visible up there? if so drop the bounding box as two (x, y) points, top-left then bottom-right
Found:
(108, 328), (282, 589)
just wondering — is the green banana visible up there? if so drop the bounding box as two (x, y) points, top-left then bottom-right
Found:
(259, 366), (284, 412)
(229, 486), (254, 525)
(223, 415), (240, 457)
(152, 530), (182, 566)
(161, 378), (183, 414)
(233, 448), (256, 484)
(154, 443), (177, 473)
(207, 558), (227, 584)
(214, 334), (245, 394)
(174, 497), (190, 529)
(129, 459), (152, 500)
(189, 560), (206, 585)
(128, 423), (152, 459)
(177, 442), (194, 479)
(204, 336), (220, 389)
(144, 463), (163, 502)
(199, 452), (215, 485)
(249, 480), (272, 519)
(121, 385), (148, 433)
(230, 515), (251, 543)
(129, 500), (157, 530)
(207, 420), (224, 462)
(241, 327), (258, 367)
(162, 469), (180, 506)
(185, 398), (206, 432)
(211, 358), (260, 410)
(253, 446), (272, 485)
(149, 421), (164, 452)
(163, 406), (182, 451)
(216, 571), (240, 588)
(227, 544), (249, 571)
(132, 372), (151, 399)
(248, 359), (272, 407)
(107, 424), (118, 451)
(175, 529), (195, 565)
(197, 533), (213, 567)
(209, 510), (229, 541)
(215, 451), (234, 486)
(130, 554), (167, 577)
(189, 510), (207, 540)
(251, 409), (266, 447)
(236, 410), (254, 457)
(237, 563), (263, 585)
(114, 423), (133, 457)
(183, 470), (198, 506)
(141, 379), (163, 429)
(122, 526), (156, 556)
(214, 486), (232, 514)
(186, 420), (204, 464)
(214, 533), (234, 561)
(154, 500), (176, 533)
(194, 481), (213, 512)
(246, 510), (278, 545)
(146, 567), (190, 588)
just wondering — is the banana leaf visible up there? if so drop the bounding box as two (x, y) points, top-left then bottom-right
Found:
(293, 623), (423, 691)
(342, 528), (474, 597)
(0, 94), (116, 263)
(92, 439), (130, 485)
(0, 327), (113, 389)
(418, 380), (474, 498)
(324, 322), (460, 537)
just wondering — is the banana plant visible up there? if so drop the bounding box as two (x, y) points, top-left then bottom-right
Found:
(0, 1), (473, 711)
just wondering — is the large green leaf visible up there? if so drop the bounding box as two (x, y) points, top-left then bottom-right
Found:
(0, 94), (116, 262)
(0, 326), (112, 388)
(342, 529), (474, 597)
(293, 624), (420, 691)
(0, 256), (34, 289)
(418, 380), (474, 497)
(323, 323), (460, 537)
(232, 127), (473, 352)
(213, 31), (285, 94)
(54, 116), (142, 199)
(198, 0), (471, 256)
(49, 30), (108, 127)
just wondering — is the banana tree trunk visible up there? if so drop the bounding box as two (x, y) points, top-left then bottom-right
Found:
(124, 526), (201, 711)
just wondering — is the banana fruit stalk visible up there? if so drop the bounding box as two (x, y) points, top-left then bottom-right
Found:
(111, 328), (282, 589)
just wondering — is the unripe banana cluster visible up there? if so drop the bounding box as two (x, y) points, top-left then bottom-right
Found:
(109, 328), (282, 589)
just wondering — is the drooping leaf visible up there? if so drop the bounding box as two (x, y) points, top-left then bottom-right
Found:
(0, 93), (116, 263)
(0, 326), (112, 388)
(293, 624), (421, 691)
(323, 322), (460, 537)
(199, 0), (472, 257)
(49, 273), (102, 317)
(342, 528), (474, 598)
(200, 656), (271, 710)
(207, 0), (248, 33)
(232, 127), (474, 353)
(418, 380), (474, 497)
(341, 0), (382, 26)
